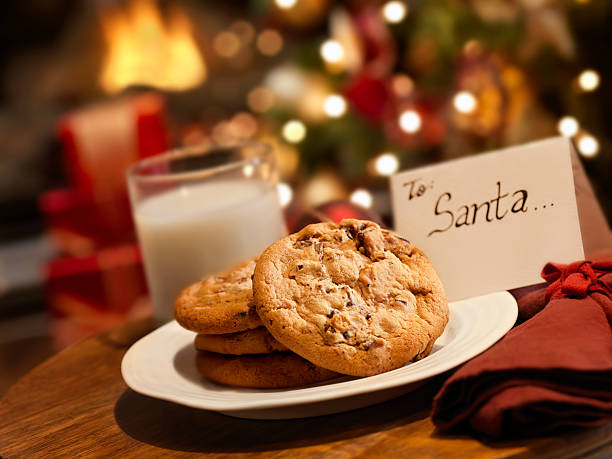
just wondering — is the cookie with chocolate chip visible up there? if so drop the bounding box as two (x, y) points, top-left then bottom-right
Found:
(253, 219), (448, 377)
(196, 351), (340, 388)
(174, 258), (262, 334)
(194, 327), (288, 355)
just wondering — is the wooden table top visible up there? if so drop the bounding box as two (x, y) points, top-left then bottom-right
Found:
(0, 317), (610, 458)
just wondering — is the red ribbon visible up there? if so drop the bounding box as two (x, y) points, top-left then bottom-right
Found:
(542, 260), (612, 301)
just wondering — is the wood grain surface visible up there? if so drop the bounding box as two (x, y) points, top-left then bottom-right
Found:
(0, 318), (610, 458)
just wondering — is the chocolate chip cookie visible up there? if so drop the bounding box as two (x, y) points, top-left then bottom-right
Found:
(196, 351), (340, 388)
(253, 219), (448, 377)
(174, 258), (262, 334)
(194, 327), (288, 355)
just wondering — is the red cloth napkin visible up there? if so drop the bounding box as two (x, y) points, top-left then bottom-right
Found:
(431, 260), (612, 438)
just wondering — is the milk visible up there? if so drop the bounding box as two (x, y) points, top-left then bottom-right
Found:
(134, 180), (287, 321)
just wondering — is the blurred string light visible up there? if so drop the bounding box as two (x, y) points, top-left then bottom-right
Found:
(211, 112), (258, 143)
(305, 170), (346, 206)
(350, 189), (373, 208)
(264, 65), (304, 101)
(374, 153), (399, 176)
(257, 29), (283, 56)
(247, 86), (275, 113)
(282, 119), (307, 143)
(230, 21), (255, 44)
(453, 91), (477, 114)
(577, 134), (599, 158)
(323, 94), (347, 118)
(382, 1), (407, 24)
(275, 0), (298, 9)
(242, 164), (255, 177)
(577, 69), (600, 92)
(391, 74), (414, 97)
(398, 110), (421, 133)
(463, 39), (484, 57)
(329, 9), (363, 73)
(277, 183), (294, 207)
(213, 31), (240, 58)
(557, 116), (579, 137)
(232, 112), (258, 137)
(320, 40), (344, 63)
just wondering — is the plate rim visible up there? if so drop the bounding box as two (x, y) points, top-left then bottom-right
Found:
(121, 291), (517, 412)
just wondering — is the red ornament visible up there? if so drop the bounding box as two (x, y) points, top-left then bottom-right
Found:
(344, 74), (391, 124)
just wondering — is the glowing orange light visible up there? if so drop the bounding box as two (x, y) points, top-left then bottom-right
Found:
(100, 0), (206, 93)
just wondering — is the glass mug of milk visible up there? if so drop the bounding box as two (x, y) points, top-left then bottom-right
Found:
(126, 142), (288, 322)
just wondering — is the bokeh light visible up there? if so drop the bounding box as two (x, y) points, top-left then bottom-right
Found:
(282, 119), (307, 143)
(275, 0), (298, 9)
(577, 134), (599, 157)
(350, 189), (373, 208)
(453, 91), (477, 114)
(323, 94), (347, 118)
(382, 2), (407, 24)
(277, 182), (293, 207)
(257, 29), (283, 56)
(391, 74), (414, 97)
(213, 31), (240, 58)
(577, 69), (600, 92)
(247, 86), (275, 113)
(557, 116), (579, 137)
(320, 40), (344, 63)
(398, 110), (421, 133)
(374, 153), (400, 176)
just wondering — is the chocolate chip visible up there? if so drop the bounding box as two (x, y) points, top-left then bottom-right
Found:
(327, 310), (335, 318)
(324, 324), (336, 333)
(342, 331), (351, 339)
(365, 313), (372, 320)
(297, 264), (303, 270)
(238, 312), (247, 317)
(346, 291), (354, 306)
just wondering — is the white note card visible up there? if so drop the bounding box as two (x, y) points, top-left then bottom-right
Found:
(390, 137), (584, 301)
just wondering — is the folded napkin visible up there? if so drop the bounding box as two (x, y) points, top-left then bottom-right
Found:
(431, 260), (612, 438)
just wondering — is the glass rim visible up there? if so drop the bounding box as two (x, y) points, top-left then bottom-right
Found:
(126, 141), (273, 184)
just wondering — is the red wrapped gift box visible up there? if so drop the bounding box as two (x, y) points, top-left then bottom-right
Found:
(44, 244), (150, 348)
(39, 92), (169, 346)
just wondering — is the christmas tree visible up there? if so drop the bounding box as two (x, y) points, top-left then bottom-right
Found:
(237, 0), (611, 223)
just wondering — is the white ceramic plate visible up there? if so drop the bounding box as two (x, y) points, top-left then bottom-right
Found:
(122, 291), (517, 419)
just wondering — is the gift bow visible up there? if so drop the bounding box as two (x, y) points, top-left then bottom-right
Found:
(542, 260), (612, 301)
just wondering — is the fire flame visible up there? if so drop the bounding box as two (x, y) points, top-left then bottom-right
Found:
(100, 0), (206, 93)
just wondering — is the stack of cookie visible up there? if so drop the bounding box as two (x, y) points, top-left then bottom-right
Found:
(174, 258), (340, 388)
(174, 219), (449, 388)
